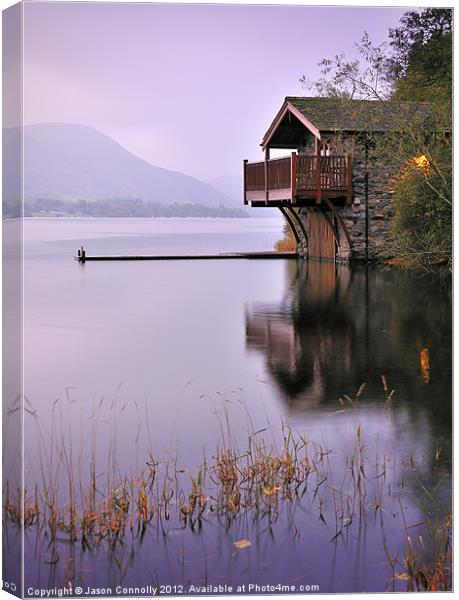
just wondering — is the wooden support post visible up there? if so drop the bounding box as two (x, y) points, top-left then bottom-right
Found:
(264, 147), (270, 204)
(286, 206), (308, 243)
(278, 206), (300, 244)
(290, 152), (297, 205)
(364, 138), (369, 261)
(80, 245), (86, 262)
(243, 159), (248, 205)
(315, 143), (322, 205)
(316, 207), (340, 248)
(324, 198), (352, 248)
(346, 154), (353, 205)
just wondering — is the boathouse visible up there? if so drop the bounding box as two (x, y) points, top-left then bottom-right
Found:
(243, 97), (432, 261)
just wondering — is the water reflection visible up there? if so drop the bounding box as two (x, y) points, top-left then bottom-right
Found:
(7, 233), (452, 593)
(246, 260), (452, 453)
(246, 261), (352, 407)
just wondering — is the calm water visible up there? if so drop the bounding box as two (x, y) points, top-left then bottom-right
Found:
(4, 218), (452, 594)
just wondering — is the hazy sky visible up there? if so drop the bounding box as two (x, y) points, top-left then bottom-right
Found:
(22, 2), (409, 181)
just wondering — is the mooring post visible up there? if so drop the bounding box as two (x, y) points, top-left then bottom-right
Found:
(243, 159), (248, 205)
(80, 245), (86, 262)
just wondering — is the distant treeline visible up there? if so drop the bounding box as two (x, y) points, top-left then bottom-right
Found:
(21, 198), (249, 219)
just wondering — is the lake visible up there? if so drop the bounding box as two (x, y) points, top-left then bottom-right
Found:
(3, 218), (452, 594)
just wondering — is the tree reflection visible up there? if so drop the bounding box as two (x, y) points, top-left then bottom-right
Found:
(245, 261), (452, 451)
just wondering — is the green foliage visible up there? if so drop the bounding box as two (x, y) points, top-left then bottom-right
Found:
(390, 146), (452, 274)
(388, 9), (452, 274)
(23, 197), (249, 219)
(304, 8), (452, 274)
(388, 9), (452, 102)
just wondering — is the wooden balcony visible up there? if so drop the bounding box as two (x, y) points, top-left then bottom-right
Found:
(243, 152), (352, 206)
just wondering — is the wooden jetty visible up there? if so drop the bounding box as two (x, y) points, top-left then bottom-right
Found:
(75, 246), (296, 263)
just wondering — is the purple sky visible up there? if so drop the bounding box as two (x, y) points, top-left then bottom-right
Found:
(23, 2), (410, 181)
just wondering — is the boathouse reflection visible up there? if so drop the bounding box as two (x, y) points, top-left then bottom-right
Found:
(245, 260), (452, 427)
(246, 260), (354, 408)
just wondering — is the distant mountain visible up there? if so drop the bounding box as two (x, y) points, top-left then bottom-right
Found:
(3, 123), (239, 209)
(208, 173), (242, 204)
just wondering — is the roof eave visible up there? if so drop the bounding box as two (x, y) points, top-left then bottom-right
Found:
(261, 100), (321, 149)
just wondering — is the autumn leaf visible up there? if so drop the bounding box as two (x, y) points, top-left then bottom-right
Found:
(263, 486), (282, 496)
(233, 539), (252, 549)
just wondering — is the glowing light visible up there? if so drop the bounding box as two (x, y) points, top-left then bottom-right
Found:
(411, 154), (430, 173)
(398, 154), (431, 182)
(420, 347), (430, 383)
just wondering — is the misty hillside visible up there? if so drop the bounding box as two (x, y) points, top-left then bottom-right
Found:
(208, 173), (242, 203)
(3, 123), (238, 208)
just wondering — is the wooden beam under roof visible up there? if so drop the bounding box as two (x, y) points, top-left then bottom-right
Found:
(261, 100), (321, 150)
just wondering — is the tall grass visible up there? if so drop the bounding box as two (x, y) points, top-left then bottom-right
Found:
(4, 381), (452, 591)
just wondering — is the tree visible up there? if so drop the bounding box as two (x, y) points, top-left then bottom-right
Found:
(388, 9), (452, 102)
(388, 9), (452, 274)
(301, 8), (452, 274)
(300, 32), (392, 100)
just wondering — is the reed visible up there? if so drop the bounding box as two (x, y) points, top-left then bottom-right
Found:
(4, 381), (452, 591)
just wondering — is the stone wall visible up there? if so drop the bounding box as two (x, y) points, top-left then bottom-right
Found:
(297, 133), (398, 262)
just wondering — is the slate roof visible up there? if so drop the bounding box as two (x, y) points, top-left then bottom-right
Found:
(285, 96), (433, 133)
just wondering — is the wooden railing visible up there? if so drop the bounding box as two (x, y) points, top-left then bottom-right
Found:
(244, 153), (352, 204)
(245, 160), (265, 192)
(245, 157), (291, 191)
(296, 156), (317, 191)
(296, 156), (350, 191)
(320, 156), (349, 190)
(267, 156), (292, 190)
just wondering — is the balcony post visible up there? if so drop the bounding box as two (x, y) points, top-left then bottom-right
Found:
(290, 152), (297, 204)
(315, 142), (322, 205)
(264, 147), (270, 204)
(346, 154), (353, 205)
(243, 159), (248, 205)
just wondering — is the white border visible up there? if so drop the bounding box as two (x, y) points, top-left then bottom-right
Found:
(0, 3), (455, 600)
